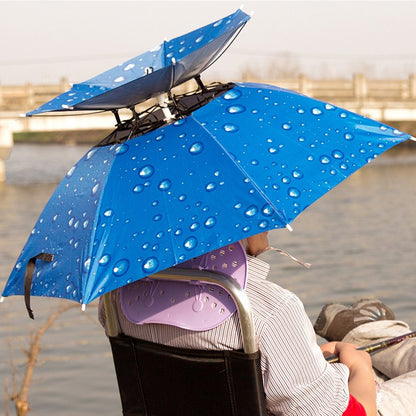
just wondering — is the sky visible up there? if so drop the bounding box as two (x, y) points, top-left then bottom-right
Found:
(1, 0), (416, 85)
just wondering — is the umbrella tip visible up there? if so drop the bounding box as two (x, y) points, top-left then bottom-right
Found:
(240, 4), (254, 16)
(286, 224), (293, 232)
(81, 303), (86, 312)
(410, 136), (416, 142)
(0, 296), (4, 303)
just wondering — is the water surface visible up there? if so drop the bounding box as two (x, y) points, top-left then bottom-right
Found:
(1, 143), (415, 415)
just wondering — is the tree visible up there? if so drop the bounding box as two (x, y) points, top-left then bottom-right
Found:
(5, 303), (76, 416)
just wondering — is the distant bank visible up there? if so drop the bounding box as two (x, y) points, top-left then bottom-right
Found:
(13, 129), (111, 145)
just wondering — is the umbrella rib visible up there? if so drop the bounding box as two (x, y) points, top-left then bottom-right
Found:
(81, 155), (117, 305)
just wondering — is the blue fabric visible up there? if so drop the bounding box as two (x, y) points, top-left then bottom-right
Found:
(27, 9), (250, 115)
(3, 82), (411, 305)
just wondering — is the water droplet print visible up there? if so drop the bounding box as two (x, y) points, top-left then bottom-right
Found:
(173, 118), (186, 128)
(312, 108), (322, 115)
(190, 222), (200, 231)
(212, 18), (225, 29)
(139, 165), (154, 178)
(99, 254), (111, 265)
(223, 88), (242, 100)
(226, 104), (246, 114)
(184, 237), (198, 250)
(292, 169), (304, 179)
(223, 123), (239, 133)
(244, 205), (258, 217)
(91, 183), (100, 196)
(204, 217), (216, 228)
(124, 63), (135, 71)
(158, 179), (172, 191)
(113, 259), (130, 276)
(65, 282), (74, 295)
(133, 184), (144, 193)
(205, 182), (217, 192)
(332, 150), (344, 159)
(320, 155), (331, 164)
(288, 188), (301, 198)
(85, 149), (98, 160)
(259, 220), (269, 229)
(261, 204), (274, 216)
(83, 258), (91, 272)
(189, 142), (204, 155)
(66, 166), (76, 178)
(115, 144), (129, 155)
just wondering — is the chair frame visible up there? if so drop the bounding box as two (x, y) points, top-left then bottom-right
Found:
(102, 268), (266, 416)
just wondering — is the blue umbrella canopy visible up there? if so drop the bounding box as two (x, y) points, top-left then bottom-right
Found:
(2, 82), (412, 312)
(26, 9), (250, 115)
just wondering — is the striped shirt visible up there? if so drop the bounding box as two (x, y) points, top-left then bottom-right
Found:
(99, 256), (350, 415)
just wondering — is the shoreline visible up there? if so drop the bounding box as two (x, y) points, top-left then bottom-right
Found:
(13, 129), (112, 145)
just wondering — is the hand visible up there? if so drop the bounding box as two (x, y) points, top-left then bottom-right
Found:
(334, 342), (372, 371)
(323, 342), (376, 416)
(320, 341), (339, 358)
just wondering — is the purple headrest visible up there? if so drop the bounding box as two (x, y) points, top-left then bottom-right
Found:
(119, 242), (247, 331)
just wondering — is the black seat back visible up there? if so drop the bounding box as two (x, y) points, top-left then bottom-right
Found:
(109, 335), (267, 416)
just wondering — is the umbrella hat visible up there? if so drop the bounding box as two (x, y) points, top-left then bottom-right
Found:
(2, 82), (412, 311)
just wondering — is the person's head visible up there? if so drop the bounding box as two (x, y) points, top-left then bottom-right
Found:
(243, 231), (269, 257)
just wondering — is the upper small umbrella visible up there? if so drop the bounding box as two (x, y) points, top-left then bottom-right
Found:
(26, 9), (250, 116)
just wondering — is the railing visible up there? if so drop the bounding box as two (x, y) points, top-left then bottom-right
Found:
(1, 74), (416, 112)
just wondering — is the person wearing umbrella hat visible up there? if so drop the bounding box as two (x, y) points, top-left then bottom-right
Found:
(243, 232), (416, 416)
(102, 231), (411, 415)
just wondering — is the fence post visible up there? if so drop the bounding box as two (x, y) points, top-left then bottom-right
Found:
(60, 77), (70, 92)
(408, 74), (416, 99)
(298, 74), (309, 95)
(0, 123), (13, 182)
(353, 73), (368, 100)
(25, 83), (35, 108)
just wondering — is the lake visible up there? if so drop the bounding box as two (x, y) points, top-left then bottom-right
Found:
(1, 143), (415, 415)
